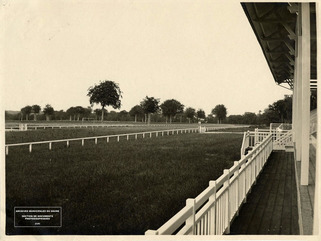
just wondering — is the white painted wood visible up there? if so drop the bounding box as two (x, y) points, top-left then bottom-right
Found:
(313, 1), (320, 235)
(300, 3), (311, 185)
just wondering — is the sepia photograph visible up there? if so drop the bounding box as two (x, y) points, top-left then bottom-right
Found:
(1, 0), (320, 240)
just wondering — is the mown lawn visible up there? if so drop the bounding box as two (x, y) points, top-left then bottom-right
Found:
(6, 132), (242, 235)
(5, 126), (199, 144)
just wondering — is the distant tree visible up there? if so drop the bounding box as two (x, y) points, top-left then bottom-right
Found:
(118, 110), (130, 121)
(74, 106), (85, 121)
(196, 109), (206, 120)
(31, 105), (41, 121)
(21, 105), (32, 120)
(212, 104), (227, 124)
(94, 108), (108, 121)
(184, 107), (196, 123)
(43, 104), (54, 121)
(140, 96), (160, 125)
(227, 115), (243, 124)
(242, 112), (257, 125)
(83, 107), (92, 119)
(268, 96), (292, 123)
(160, 99), (184, 123)
(87, 80), (122, 121)
(66, 107), (77, 121)
(54, 110), (66, 120)
(129, 105), (144, 122)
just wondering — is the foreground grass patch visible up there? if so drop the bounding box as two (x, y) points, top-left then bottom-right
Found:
(6, 133), (242, 235)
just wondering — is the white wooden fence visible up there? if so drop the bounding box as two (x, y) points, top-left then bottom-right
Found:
(145, 131), (273, 235)
(5, 128), (199, 155)
(5, 123), (181, 131)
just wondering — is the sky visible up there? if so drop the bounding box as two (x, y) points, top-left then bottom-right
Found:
(2, 0), (292, 116)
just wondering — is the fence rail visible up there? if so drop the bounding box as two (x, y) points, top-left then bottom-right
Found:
(5, 123), (187, 131)
(145, 132), (273, 235)
(5, 128), (199, 155)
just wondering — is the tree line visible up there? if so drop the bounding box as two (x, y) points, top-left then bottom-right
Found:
(6, 80), (316, 125)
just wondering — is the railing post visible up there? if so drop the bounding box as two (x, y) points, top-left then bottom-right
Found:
(223, 169), (230, 234)
(234, 161), (240, 215)
(95, 138), (98, 144)
(82, 139), (85, 146)
(254, 128), (258, 145)
(49, 142), (52, 150)
(67, 140), (70, 147)
(186, 198), (196, 235)
(244, 161), (247, 203)
(127, 135), (129, 141)
(209, 180), (217, 235)
(150, 132), (152, 138)
(29, 144), (32, 153)
(6, 146), (8, 155)
(117, 136), (120, 142)
(135, 134), (137, 140)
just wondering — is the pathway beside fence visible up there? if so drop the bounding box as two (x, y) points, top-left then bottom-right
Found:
(145, 131), (273, 235)
(229, 151), (299, 235)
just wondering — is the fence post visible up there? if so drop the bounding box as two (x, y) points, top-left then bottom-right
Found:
(127, 135), (129, 140)
(117, 136), (120, 142)
(143, 133), (145, 138)
(135, 134), (137, 140)
(156, 132), (158, 137)
(82, 139), (84, 146)
(185, 198), (196, 235)
(67, 140), (70, 147)
(150, 132), (152, 138)
(223, 169), (230, 234)
(29, 144), (32, 153)
(209, 180), (217, 235)
(6, 146), (8, 155)
(107, 137), (109, 143)
(49, 142), (52, 150)
(95, 138), (97, 144)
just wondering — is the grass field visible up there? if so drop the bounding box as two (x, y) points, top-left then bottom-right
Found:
(6, 129), (243, 235)
(5, 124), (248, 144)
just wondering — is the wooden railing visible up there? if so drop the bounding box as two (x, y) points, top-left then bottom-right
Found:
(5, 128), (199, 155)
(145, 132), (273, 235)
(5, 123), (183, 131)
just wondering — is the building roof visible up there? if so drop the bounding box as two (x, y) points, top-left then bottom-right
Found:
(241, 3), (317, 89)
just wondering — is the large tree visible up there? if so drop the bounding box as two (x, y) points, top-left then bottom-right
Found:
(140, 96), (160, 125)
(160, 99), (184, 123)
(212, 104), (227, 124)
(129, 105), (144, 122)
(21, 105), (32, 120)
(184, 107), (196, 123)
(43, 104), (54, 121)
(66, 107), (77, 121)
(87, 80), (122, 121)
(268, 96), (292, 123)
(31, 105), (41, 121)
(196, 109), (206, 120)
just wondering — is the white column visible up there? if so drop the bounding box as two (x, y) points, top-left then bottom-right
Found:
(300, 3), (311, 185)
(296, 14), (303, 162)
(313, 2), (320, 235)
